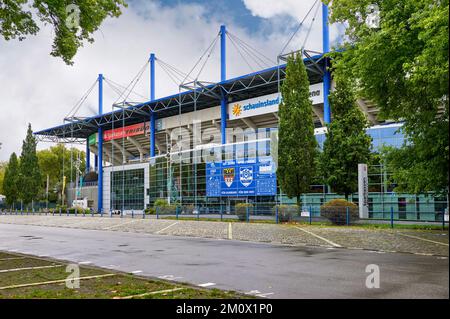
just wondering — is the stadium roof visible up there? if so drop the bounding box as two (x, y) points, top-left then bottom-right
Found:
(34, 53), (327, 143)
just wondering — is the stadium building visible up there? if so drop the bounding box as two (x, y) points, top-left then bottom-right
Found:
(34, 5), (448, 221)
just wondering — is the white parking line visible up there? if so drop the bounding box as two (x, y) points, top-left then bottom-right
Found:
(198, 282), (216, 287)
(294, 226), (342, 248)
(156, 222), (179, 234)
(114, 288), (185, 299)
(0, 274), (115, 290)
(102, 220), (137, 230)
(0, 257), (27, 261)
(0, 264), (63, 273)
(398, 233), (449, 246)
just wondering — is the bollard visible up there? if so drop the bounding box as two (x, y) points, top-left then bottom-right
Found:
(132, 210), (134, 219)
(246, 206), (249, 223)
(91, 210), (94, 217)
(390, 206), (394, 229)
(142, 210), (145, 219)
(309, 206), (312, 225)
(275, 206), (279, 224)
(176, 206), (179, 220)
(120, 210), (123, 219)
(346, 207), (349, 226)
(59, 208), (62, 216)
(443, 211), (446, 231)
(156, 206), (159, 220)
(220, 205), (223, 221)
(197, 207), (200, 221)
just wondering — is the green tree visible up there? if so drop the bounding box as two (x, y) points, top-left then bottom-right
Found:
(319, 79), (372, 200)
(277, 53), (318, 207)
(0, 0), (127, 65)
(18, 124), (42, 206)
(37, 143), (85, 202)
(326, 0), (449, 194)
(0, 161), (6, 194)
(3, 153), (20, 207)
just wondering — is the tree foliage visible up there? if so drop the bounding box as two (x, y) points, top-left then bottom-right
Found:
(0, 0), (127, 64)
(0, 161), (6, 194)
(3, 153), (20, 206)
(277, 53), (318, 206)
(18, 124), (42, 205)
(326, 0), (449, 194)
(37, 143), (85, 200)
(319, 79), (372, 199)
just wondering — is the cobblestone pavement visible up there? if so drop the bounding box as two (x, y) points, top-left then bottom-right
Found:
(0, 214), (448, 256)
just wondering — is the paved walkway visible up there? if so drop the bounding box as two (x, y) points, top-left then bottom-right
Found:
(0, 215), (448, 256)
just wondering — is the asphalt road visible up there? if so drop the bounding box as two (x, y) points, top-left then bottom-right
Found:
(0, 223), (448, 299)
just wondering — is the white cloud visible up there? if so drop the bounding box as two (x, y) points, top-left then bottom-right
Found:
(243, 0), (318, 19)
(0, 0), (341, 162)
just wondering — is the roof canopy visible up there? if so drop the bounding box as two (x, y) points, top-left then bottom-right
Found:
(35, 53), (326, 143)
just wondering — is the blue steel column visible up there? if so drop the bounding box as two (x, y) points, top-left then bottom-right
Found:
(150, 53), (156, 157)
(97, 74), (103, 213)
(220, 25), (227, 144)
(322, 3), (331, 124)
(86, 138), (90, 173)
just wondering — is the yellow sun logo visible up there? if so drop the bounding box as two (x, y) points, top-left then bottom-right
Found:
(232, 104), (242, 117)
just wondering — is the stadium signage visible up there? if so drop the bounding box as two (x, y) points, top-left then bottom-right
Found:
(103, 122), (150, 141)
(228, 82), (323, 120)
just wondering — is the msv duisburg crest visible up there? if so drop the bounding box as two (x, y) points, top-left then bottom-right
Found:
(239, 166), (253, 187)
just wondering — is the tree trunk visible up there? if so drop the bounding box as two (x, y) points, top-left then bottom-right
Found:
(296, 194), (301, 214)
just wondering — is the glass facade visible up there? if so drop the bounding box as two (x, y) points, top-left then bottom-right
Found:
(106, 123), (447, 220)
(111, 168), (145, 211)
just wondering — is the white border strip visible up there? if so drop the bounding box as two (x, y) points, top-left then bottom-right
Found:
(156, 222), (179, 234)
(294, 226), (342, 247)
(0, 264), (63, 273)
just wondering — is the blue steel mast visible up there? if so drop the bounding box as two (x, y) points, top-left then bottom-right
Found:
(150, 53), (156, 157)
(322, 2), (331, 123)
(97, 73), (103, 213)
(220, 25), (227, 144)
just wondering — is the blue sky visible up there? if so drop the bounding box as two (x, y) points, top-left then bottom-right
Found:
(150, 0), (267, 33)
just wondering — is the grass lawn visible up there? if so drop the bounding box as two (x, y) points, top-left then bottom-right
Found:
(0, 252), (250, 299)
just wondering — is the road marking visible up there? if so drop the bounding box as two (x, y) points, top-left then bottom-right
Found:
(114, 288), (185, 299)
(102, 219), (137, 230)
(294, 226), (342, 248)
(78, 261), (92, 265)
(0, 257), (27, 261)
(256, 292), (274, 298)
(228, 223), (233, 240)
(397, 233), (449, 246)
(156, 222), (179, 234)
(131, 270), (143, 274)
(158, 275), (183, 281)
(0, 264), (63, 273)
(0, 274), (115, 290)
(198, 282), (216, 287)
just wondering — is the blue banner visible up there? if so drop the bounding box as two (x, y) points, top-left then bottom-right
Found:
(206, 156), (277, 197)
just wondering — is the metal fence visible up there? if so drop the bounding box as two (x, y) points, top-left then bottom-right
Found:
(1, 203), (448, 230)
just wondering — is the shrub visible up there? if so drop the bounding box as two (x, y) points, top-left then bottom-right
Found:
(154, 198), (169, 207)
(320, 199), (358, 225)
(144, 208), (156, 215)
(273, 205), (298, 222)
(235, 203), (253, 221)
